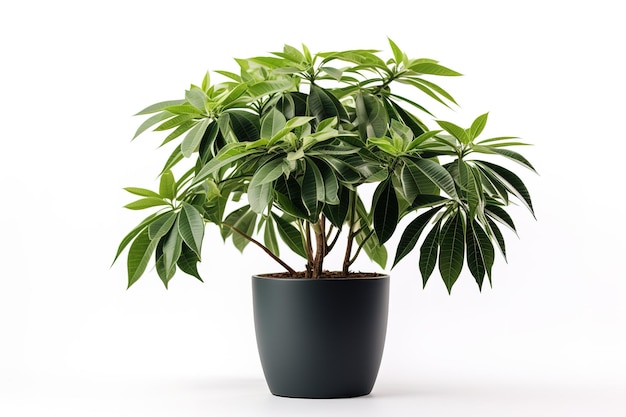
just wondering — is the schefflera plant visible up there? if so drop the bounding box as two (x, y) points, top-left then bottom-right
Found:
(113, 39), (535, 293)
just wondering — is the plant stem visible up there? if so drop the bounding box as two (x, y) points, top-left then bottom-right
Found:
(349, 229), (375, 266)
(342, 190), (357, 275)
(222, 222), (296, 275)
(305, 221), (313, 278)
(312, 217), (326, 278)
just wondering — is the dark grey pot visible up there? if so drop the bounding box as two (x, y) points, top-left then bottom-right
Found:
(252, 274), (390, 399)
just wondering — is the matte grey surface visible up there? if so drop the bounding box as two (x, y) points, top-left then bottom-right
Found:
(252, 275), (390, 398)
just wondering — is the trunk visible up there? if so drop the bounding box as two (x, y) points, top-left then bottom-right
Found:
(312, 217), (326, 278)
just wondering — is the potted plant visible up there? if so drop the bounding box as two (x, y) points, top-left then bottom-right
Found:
(113, 39), (535, 398)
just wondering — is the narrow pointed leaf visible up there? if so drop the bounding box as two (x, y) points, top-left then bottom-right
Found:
(112, 213), (162, 265)
(178, 203), (205, 257)
(261, 108), (287, 139)
(133, 112), (173, 139)
(372, 179), (399, 244)
(409, 62), (462, 76)
(393, 206), (443, 267)
(124, 187), (161, 198)
(272, 213), (307, 258)
(486, 217), (507, 260)
(124, 197), (169, 210)
(469, 113), (489, 140)
(301, 158), (325, 216)
(148, 211), (177, 240)
(476, 161), (535, 216)
(411, 159), (459, 200)
(177, 243), (203, 281)
(439, 212), (465, 294)
(263, 215), (280, 257)
(159, 170), (176, 200)
(485, 205), (516, 232)
(181, 119), (209, 157)
(436, 120), (468, 144)
(419, 219), (441, 287)
(127, 228), (159, 288)
(135, 99), (185, 115)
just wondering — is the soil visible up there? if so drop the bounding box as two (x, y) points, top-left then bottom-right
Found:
(257, 271), (386, 279)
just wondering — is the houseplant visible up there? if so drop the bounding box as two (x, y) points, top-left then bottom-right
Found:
(113, 39), (535, 398)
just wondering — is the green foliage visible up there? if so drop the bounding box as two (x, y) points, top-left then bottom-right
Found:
(114, 40), (536, 293)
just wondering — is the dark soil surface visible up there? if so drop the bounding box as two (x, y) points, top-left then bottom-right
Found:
(257, 271), (386, 279)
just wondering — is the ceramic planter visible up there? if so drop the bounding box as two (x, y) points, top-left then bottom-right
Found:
(252, 274), (390, 398)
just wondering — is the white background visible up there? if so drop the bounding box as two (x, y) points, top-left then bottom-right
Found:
(1, 0), (625, 415)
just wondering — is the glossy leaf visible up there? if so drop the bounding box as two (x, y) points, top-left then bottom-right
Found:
(486, 217), (507, 260)
(439, 212), (465, 294)
(112, 213), (162, 265)
(476, 161), (535, 216)
(355, 92), (388, 139)
(301, 158), (325, 216)
(135, 99), (185, 115)
(124, 197), (169, 210)
(261, 108), (287, 139)
(272, 213), (307, 258)
(409, 62), (462, 76)
(159, 170), (176, 200)
(419, 219), (441, 287)
(393, 206), (444, 267)
(263, 215), (280, 257)
(127, 228), (159, 288)
(177, 243), (203, 282)
(178, 203), (205, 257)
(148, 211), (177, 240)
(466, 220), (494, 290)
(124, 187), (161, 198)
(181, 119), (210, 157)
(372, 179), (398, 244)
(436, 120), (469, 144)
(133, 112), (173, 139)
(469, 113), (489, 140)
(411, 159), (459, 200)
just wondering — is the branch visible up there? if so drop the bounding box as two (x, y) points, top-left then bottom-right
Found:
(222, 222), (296, 275)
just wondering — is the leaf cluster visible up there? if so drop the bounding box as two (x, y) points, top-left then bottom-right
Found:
(114, 39), (536, 293)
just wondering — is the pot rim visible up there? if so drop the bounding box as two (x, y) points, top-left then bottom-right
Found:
(252, 273), (390, 282)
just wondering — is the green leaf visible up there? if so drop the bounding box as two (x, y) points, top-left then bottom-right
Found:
(148, 211), (177, 240)
(192, 148), (259, 185)
(401, 160), (439, 201)
(159, 170), (176, 200)
(112, 213), (163, 265)
(154, 114), (195, 131)
(411, 194), (449, 208)
(372, 179), (399, 244)
(419, 219), (441, 288)
(263, 215), (280, 257)
(355, 92), (388, 139)
(135, 99), (186, 115)
(393, 206), (444, 267)
(178, 202), (205, 258)
(273, 176), (309, 219)
(476, 161), (535, 216)
(181, 119), (210, 157)
(409, 62), (462, 76)
(201, 71), (211, 91)
(486, 147), (537, 173)
(161, 145), (184, 175)
(308, 85), (349, 124)
(469, 113), (489, 140)
(161, 221), (183, 287)
(315, 159), (339, 205)
(485, 205), (516, 232)
(248, 180), (273, 214)
(177, 243), (203, 282)
(250, 157), (285, 187)
(232, 210), (256, 252)
(159, 120), (196, 147)
(323, 185), (350, 227)
(467, 220), (495, 289)
(124, 197), (169, 210)
(272, 213), (307, 258)
(186, 87), (207, 111)
(486, 217), (507, 260)
(248, 78), (294, 99)
(124, 187), (161, 198)
(436, 120), (469, 144)
(439, 212), (465, 294)
(388, 37), (404, 65)
(127, 228), (159, 288)
(410, 159), (459, 200)
(133, 112), (173, 140)
(261, 108), (287, 139)
(301, 158), (325, 216)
